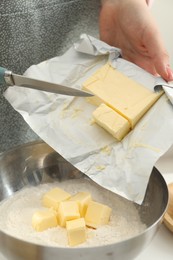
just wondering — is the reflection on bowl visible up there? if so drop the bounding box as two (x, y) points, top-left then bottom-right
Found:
(0, 141), (168, 260)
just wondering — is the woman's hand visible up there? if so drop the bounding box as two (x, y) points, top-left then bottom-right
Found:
(99, 0), (173, 81)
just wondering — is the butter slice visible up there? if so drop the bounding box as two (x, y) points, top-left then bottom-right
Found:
(58, 201), (80, 227)
(42, 188), (71, 211)
(66, 218), (86, 246)
(85, 201), (112, 229)
(32, 209), (58, 232)
(93, 103), (131, 141)
(83, 63), (163, 128)
(69, 192), (92, 217)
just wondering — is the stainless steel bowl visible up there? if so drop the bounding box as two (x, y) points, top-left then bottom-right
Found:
(0, 141), (168, 260)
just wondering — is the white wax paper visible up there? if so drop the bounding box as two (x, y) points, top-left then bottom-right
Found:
(4, 34), (173, 204)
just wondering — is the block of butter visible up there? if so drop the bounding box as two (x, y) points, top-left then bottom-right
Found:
(66, 218), (86, 246)
(93, 103), (131, 141)
(58, 201), (80, 227)
(85, 201), (112, 229)
(32, 209), (58, 232)
(83, 63), (163, 129)
(69, 192), (92, 217)
(42, 188), (71, 211)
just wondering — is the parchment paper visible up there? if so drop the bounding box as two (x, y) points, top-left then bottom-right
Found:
(4, 34), (173, 204)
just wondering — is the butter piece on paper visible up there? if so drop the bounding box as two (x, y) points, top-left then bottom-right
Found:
(93, 103), (131, 141)
(83, 63), (163, 129)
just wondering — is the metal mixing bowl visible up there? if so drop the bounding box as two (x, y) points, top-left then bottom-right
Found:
(0, 141), (168, 260)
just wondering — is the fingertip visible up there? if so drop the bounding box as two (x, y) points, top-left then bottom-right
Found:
(166, 66), (173, 81)
(155, 61), (173, 81)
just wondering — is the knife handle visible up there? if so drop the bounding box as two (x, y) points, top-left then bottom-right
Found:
(0, 67), (6, 85)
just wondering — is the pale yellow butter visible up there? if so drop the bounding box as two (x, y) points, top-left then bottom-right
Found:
(85, 201), (112, 229)
(42, 188), (71, 211)
(69, 192), (92, 217)
(93, 103), (131, 141)
(83, 63), (163, 128)
(58, 201), (80, 227)
(32, 209), (58, 232)
(66, 218), (86, 246)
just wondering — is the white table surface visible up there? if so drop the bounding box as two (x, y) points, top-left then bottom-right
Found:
(136, 224), (173, 260)
(136, 172), (173, 260)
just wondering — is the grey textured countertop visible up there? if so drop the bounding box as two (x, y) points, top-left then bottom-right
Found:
(0, 0), (100, 152)
(1, 3), (100, 258)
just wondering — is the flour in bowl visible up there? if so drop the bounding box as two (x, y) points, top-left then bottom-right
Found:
(0, 178), (146, 247)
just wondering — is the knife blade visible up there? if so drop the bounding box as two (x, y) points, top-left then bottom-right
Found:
(0, 67), (93, 97)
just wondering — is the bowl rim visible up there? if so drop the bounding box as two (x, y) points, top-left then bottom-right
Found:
(0, 140), (169, 251)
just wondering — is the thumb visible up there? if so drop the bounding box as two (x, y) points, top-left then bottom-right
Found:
(145, 25), (173, 81)
(152, 50), (173, 81)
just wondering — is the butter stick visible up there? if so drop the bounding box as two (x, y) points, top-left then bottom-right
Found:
(83, 63), (163, 128)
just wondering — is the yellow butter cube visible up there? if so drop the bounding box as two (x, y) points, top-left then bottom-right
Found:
(42, 188), (71, 211)
(69, 192), (92, 217)
(32, 209), (58, 232)
(85, 201), (112, 229)
(66, 218), (86, 246)
(58, 201), (80, 227)
(93, 103), (131, 141)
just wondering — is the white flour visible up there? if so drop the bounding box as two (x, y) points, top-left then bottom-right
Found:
(0, 179), (146, 247)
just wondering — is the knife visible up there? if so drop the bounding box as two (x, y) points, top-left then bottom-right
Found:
(0, 67), (93, 97)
